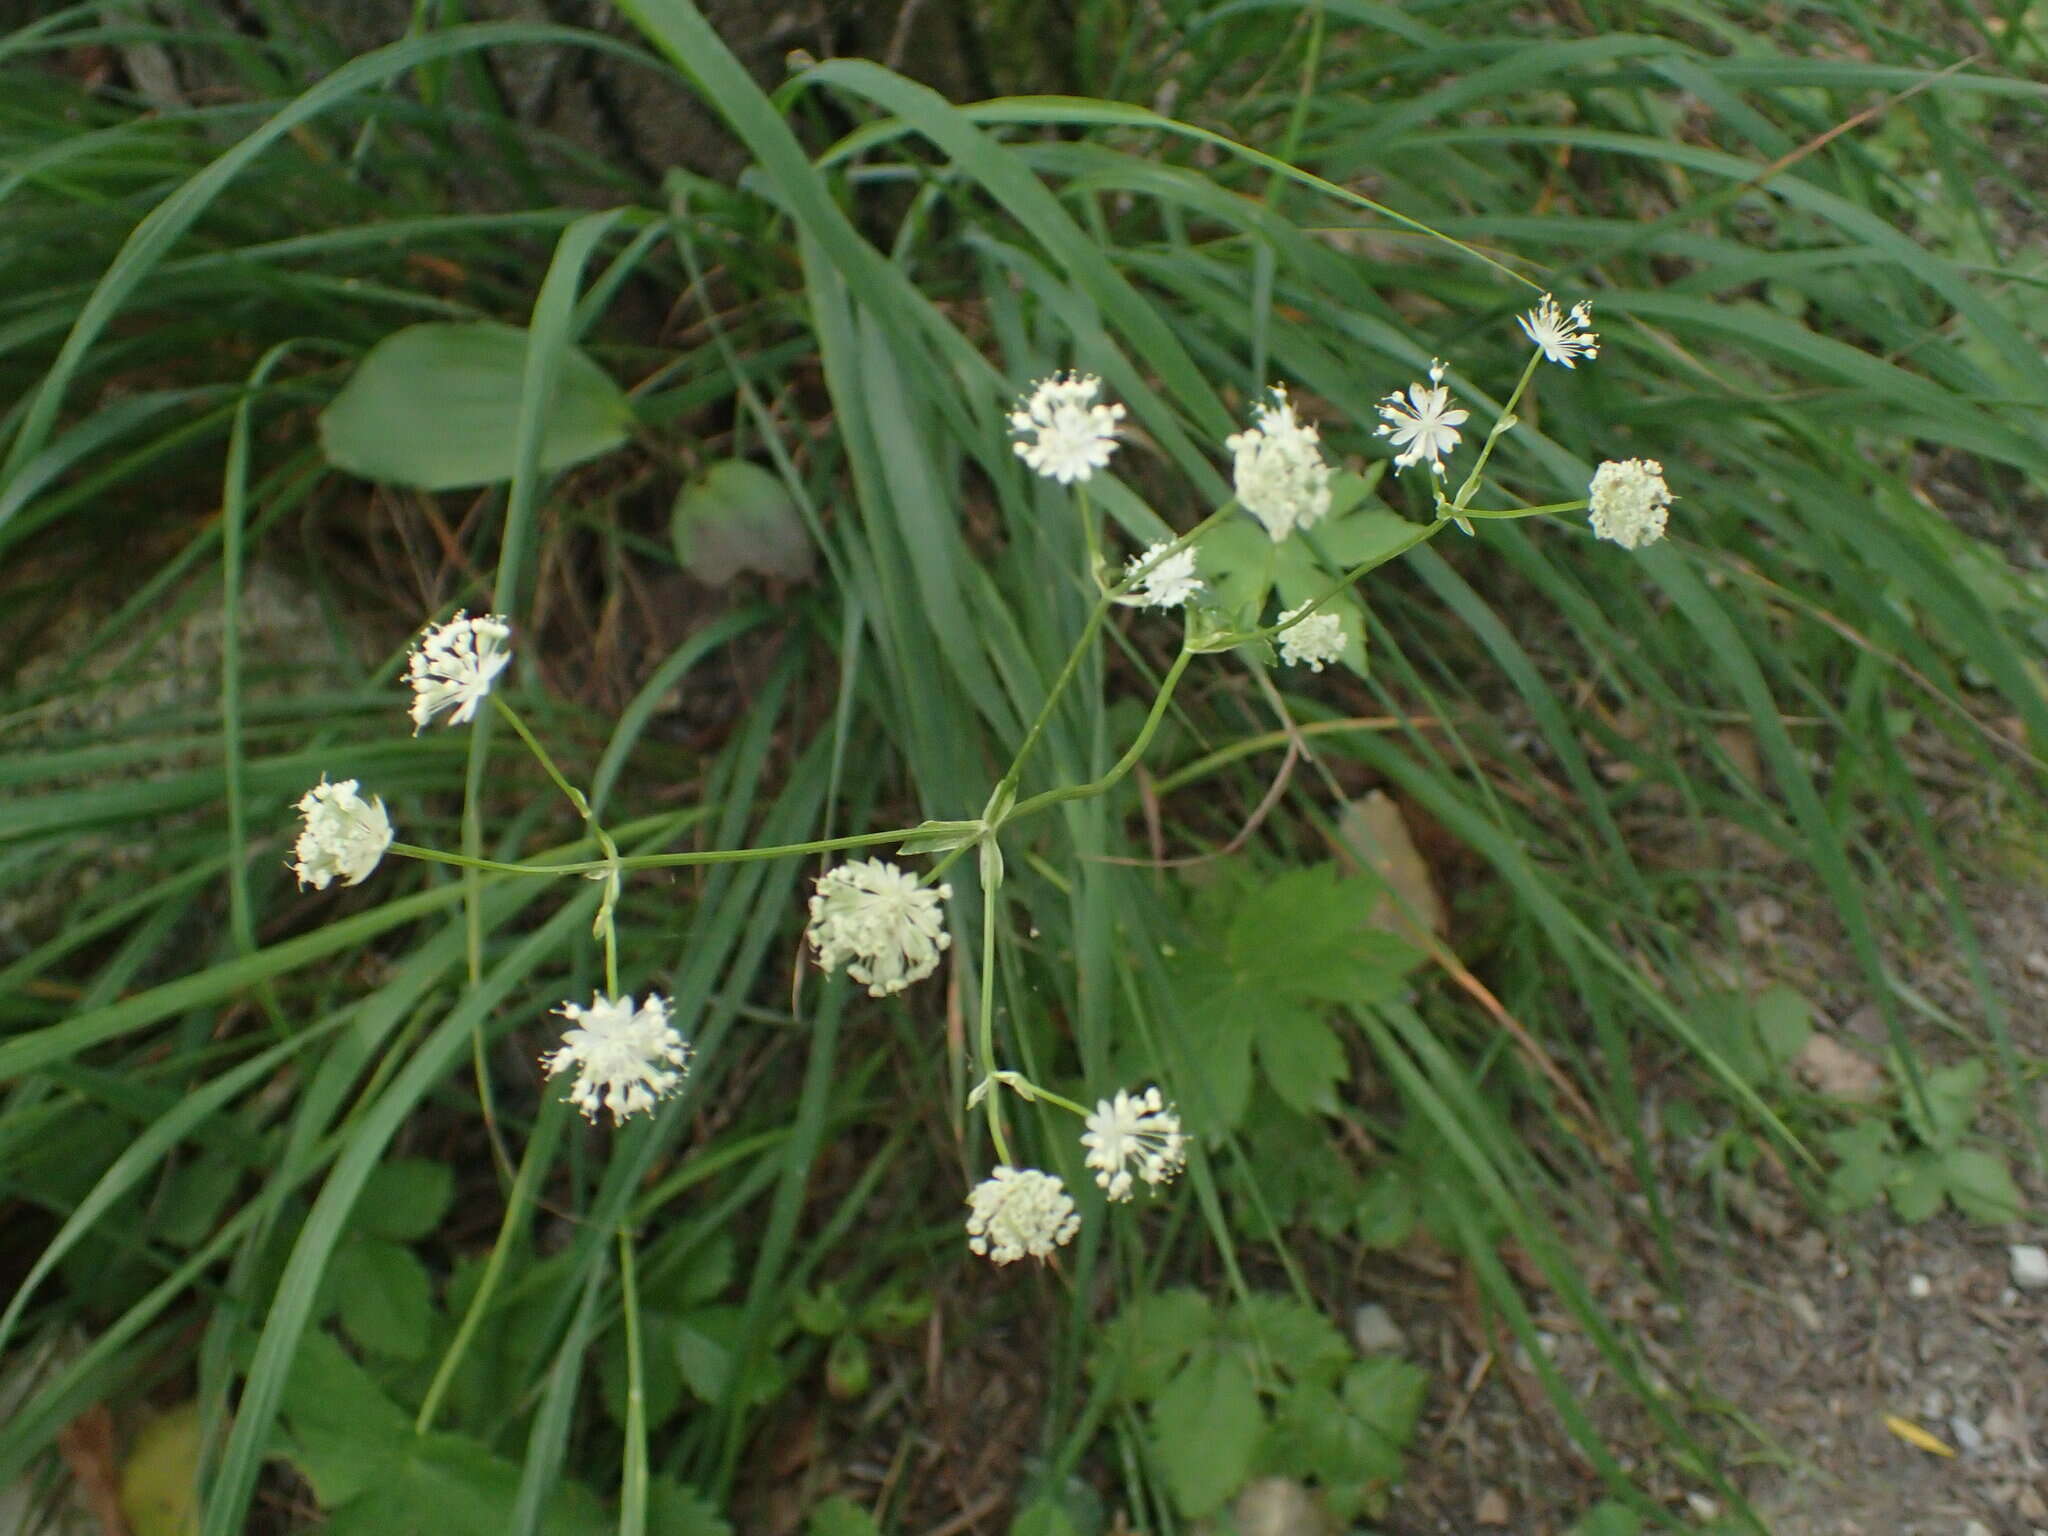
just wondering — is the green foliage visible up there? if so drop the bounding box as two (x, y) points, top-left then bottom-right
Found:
(317, 322), (634, 490)
(1100, 1289), (1426, 1521)
(1168, 863), (1424, 1127)
(1824, 1060), (2023, 1225)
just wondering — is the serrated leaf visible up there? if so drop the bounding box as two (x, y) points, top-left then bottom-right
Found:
(317, 1432), (606, 1536)
(332, 1239), (435, 1360)
(1354, 1169), (1421, 1249)
(1098, 1288), (1214, 1401)
(1340, 1354), (1429, 1447)
(1265, 1383), (1402, 1488)
(1149, 1350), (1263, 1518)
(643, 1233), (736, 1313)
(1229, 1294), (1350, 1390)
(1900, 1059), (1985, 1150)
(1750, 985), (1813, 1073)
(806, 1496), (881, 1536)
(277, 1331), (412, 1508)
(1886, 1149), (1947, 1223)
(1255, 1003), (1348, 1117)
(1822, 1120), (1893, 1213)
(1302, 498), (1418, 571)
(318, 322), (631, 490)
(353, 1159), (455, 1243)
(1940, 1144), (2022, 1223)
(646, 1480), (733, 1536)
(1227, 864), (1422, 1002)
(1193, 513), (1276, 628)
(671, 459), (815, 585)
(1176, 952), (1257, 1131)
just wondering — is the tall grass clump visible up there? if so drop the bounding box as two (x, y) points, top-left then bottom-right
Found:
(2, 0), (2044, 1531)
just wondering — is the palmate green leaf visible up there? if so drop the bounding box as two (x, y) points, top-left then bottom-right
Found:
(1900, 1058), (1985, 1151)
(1253, 1003), (1348, 1117)
(645, 1480), (733, 1536)
(320, 1433), (607, 1536)
(1885, 1150), (1947, 1224)
(1226, 865), (1424, 1003)
(1148, 1349), (1262, 1518)
(1097, 1288), (1214, 1402)
(317, 322), (633, 491)
(1821, 1120), (1892, 1213)
(1940, 1145), (2023, 1224)
(1228, 1293), (1351, 1390)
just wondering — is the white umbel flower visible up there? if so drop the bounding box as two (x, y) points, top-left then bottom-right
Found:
(1518, 294), (1599, 368)
(1118, 540), (1203, 609)
(1082, 1086), (1187, 1202)
(1010, 372), (1125, 484)
(1375, 359), (1468, 476)
(1587, 458), (1672, 550)
(543, 992), (690, 1124)
(291, 777), (393, 890)
(1275, 605), (1348, 672)
(806, 859), (952, 997)
(406, 611), (511, 732)
(1227, 385), (1333, 542)
(965, 1166), (1080, 1264)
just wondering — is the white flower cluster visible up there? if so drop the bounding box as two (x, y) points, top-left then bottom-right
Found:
(542, 992), (691, 1124)
(805, 858), (952, 997)
(1587, 458), (1671, 549)
(1119, 541), (1204, 609)
(407, 611), (512, 732)
(1010, 372), (1125, 485)
(1275, 604), (1348, 672)
(965, 1165), (1081, 1264)
(1227, 386), (1332, 542)
(290, 778), (392, 889)
(1081, 1085), (1186, 1201)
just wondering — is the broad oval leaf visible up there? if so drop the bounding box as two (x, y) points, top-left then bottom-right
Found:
(319, 322), (632, 490)
(671, 459), (815, 585)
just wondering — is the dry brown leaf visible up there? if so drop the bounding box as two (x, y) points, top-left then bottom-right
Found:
(57, 1403), (128, 1536)
(1475, 1487), (1513, 1526)
(1793, 1032), (1885, 1102)
(1337, 791), (1447, 942)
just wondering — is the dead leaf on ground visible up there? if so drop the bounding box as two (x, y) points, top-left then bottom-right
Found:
(57, 1403), (128, 1536)
(1337, 791), (1447, 942)
(1475, 1486), (1513, 1525)
(1793, 1032), (1885, 1101)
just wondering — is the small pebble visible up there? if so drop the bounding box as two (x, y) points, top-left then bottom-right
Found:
(1907, 1273), (1932, 1299)
(1686, 1492), (1720, 1519)
(2011, 1244), (2048, 1290)
(1949, 1415), (1984, 1455)
(1351, 1302), (1407, 1356)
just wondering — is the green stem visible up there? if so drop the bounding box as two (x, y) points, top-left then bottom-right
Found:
(977, 870), (1012, 1167)
(389, 825), (926, 879)
(1234, 517), (1450, 644)
(1009, 648), (1196, 822)
(1457, 498), (1588, 519)
(1449, 348), (1544, 511)
(618, 1229), (649, 1536)
(416, 1093), (565, 1434)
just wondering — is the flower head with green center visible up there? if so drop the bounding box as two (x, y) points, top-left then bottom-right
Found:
(1275, 605), (1347, 672)
(291, 777), (392, 890)
(1587, 458), (1672, 550)
(1227, 385), (1333, 542)
(806, 858), (952, 997)
(1376, 359), (1468, 476)
(1081, 1086), (1187, 1202)
(1118, 540), (1203, 609)
(1009, 372), (1125, 485)
(1518, 294), (1599, 368)
(406, 611), (511, 732)
(542, 992), (691, 1124)
(965, 1166), (1081, 1264)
